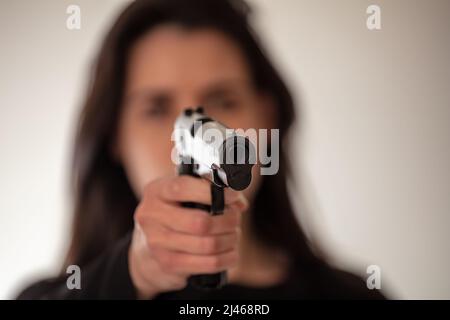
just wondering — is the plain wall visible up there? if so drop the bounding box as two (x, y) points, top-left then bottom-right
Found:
(1, 0), (449, 299)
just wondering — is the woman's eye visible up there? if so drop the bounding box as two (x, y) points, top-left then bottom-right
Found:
(139, 94), (172, 119)
(143, 102), (169, 118)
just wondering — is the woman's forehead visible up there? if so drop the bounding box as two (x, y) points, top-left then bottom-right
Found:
(125, 24), (251, 92)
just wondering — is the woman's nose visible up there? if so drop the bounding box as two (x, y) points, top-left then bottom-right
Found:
(175, 96), (202, 114)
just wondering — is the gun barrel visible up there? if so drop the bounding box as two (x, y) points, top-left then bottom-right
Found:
(174, 107), (254, 190)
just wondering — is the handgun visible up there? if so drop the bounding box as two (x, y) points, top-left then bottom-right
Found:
(173, 106), (255, 290)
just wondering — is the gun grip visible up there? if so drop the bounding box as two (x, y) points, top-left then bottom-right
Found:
(178, 159), (227, 290)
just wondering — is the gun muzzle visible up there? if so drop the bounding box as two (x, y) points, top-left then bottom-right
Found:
(174, 106), (255, 191)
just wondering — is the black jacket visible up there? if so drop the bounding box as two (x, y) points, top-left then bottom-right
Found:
(16, 232), (386, 300)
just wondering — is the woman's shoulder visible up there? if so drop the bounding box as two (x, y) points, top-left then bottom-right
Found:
(302, 262), (387, 299)
(16, 277), (67, 300)
(16, 232), (136, 300)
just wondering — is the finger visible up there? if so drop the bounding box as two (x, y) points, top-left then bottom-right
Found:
(152, 203), (242, 236)
(223, 188), (247, 206)
(225, 194), (249, 212)
(152, 247), (239, 275)
(156, 175), (243, 205)
(149, 224), (240, 255)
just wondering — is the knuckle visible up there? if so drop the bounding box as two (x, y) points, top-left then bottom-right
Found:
(202, 237), (220, 254)
(191, 215), (211, 235)
(169, 176), (185, 196)
(206, 256), (222, 270)
(157, 251), (175, 270)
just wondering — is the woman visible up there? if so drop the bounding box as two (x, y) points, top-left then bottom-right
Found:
(18, 0), (385, 299)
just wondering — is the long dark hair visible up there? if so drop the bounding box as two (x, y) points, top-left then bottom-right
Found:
(65, 0), (324, 275)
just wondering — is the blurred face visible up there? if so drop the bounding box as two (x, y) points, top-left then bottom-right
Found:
(115, 24), (276, 203)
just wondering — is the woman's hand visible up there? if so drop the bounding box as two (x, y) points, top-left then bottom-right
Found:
(128, 174), (248, 299)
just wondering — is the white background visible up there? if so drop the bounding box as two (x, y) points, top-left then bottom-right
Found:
(1, 0), (449, 299)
